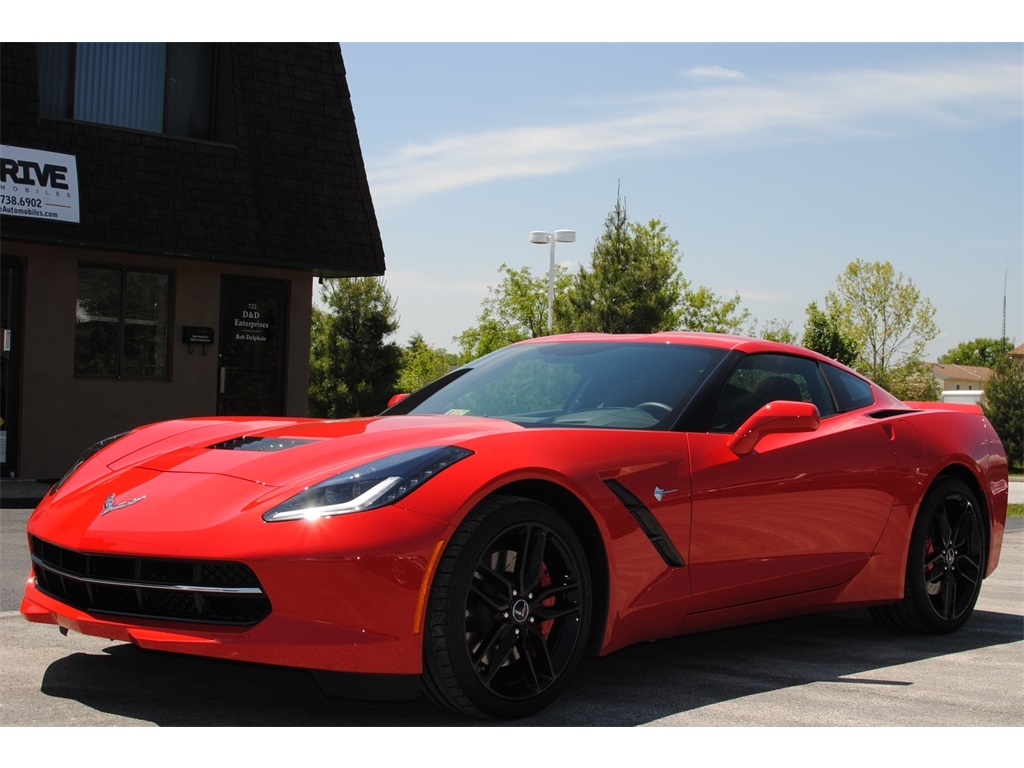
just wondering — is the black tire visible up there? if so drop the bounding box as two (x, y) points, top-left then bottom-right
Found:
(870, 478), (986, 634)
(422, 495), (591, 718)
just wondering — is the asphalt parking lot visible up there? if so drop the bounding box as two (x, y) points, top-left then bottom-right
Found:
(1, 496), (1021, 729)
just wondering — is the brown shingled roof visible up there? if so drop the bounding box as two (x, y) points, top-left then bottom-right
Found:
(929, 363), (995, 383)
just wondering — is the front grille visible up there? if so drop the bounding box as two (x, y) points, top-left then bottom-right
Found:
(30, 536), (271, 626)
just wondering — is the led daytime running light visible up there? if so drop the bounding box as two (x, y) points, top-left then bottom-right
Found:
(263, 446), (472, 522)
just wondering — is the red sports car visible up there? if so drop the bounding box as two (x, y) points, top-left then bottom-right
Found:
(22, 333), (1008, 718)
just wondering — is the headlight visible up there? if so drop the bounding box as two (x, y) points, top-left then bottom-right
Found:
(262, 445), (473, 522)
(50, 430), (132, 495)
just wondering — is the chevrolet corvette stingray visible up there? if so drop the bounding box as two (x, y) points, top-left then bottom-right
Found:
(22, 333), (1008, 718)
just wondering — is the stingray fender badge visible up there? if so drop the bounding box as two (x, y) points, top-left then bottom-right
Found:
(653, 487), (678, 502)
(100, 493), (146, 516)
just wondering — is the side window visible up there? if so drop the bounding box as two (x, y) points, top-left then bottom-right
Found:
(822, 364), (875, 412)
(711, 353), (836, 432)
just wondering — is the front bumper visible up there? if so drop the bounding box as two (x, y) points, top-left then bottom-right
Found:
(22, 503), (452, 676)
(21, 582), (424, 674)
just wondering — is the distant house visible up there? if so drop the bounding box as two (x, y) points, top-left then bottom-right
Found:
(1011, 344), (1024, 363)
(928, 363), (993, 405)
(930, 363), (994, 392)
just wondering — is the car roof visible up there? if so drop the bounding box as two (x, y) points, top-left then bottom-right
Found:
(517, 331), (830, 360)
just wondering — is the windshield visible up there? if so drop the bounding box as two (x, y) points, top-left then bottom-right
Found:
(399, 341), (726, 430)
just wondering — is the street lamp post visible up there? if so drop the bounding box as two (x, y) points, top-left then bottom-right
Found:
(529, 229), (575, 332)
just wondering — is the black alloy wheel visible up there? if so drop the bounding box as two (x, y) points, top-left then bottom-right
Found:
(422, 496), (591, 718)
(870, 477), (986, 634)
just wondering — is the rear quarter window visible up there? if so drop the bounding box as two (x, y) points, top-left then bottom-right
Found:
(822, 364), (875, 412)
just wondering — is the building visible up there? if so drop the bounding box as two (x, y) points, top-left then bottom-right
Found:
(1, 43), (385, 479)
(928, 362), (993, 406)
(929, 363), (994, 393)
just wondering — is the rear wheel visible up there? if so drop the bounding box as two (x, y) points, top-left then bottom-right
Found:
(422, 496), (591, 718)
(870, 478), (985, 634)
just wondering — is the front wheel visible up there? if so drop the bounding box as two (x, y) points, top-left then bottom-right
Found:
(870, 478), (986, 634)
(422, 496), (591, 718)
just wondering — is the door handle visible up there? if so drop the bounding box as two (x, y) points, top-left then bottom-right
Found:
(219, 366), (226, 394)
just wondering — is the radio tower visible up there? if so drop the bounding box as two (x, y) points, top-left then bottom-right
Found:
(1002, 269), (1007, 346)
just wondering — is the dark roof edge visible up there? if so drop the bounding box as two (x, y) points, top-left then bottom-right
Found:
(0, 232), (385, 278)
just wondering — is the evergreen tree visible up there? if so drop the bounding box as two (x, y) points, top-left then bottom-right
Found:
(983, 360), (1024, 473)
(557, 193), (684, 334)
(309, 277), (402, 417)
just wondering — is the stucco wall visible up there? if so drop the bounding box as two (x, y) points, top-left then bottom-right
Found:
(9, 242), (311, 478)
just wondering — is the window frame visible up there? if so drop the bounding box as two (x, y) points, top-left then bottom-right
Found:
(73, 264), (173, 381)
(710, 352), (839, 433)
(819, 362), (876, 413)
(37, 43), (225, 142)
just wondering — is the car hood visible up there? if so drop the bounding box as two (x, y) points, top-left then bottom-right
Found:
(30, 415), (524, 552)
(107, 414), (524, 488)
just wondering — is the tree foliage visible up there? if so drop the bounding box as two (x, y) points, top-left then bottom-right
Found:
(802, 301), (859, 366)
(939, 337), (1015, 372)
(824, 259), (938, 391)
(983, 359), (1024, 473)
(556, 194), (685, 334)
(309, 277), (402, 418)
(678, 285), (751, 334)
(758, 318), (798, 345)
(455, 263), (569, 362)
(884, 360), (941, 402)
(399, 333), (457, 394)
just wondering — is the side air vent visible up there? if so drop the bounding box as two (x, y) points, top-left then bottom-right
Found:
(605, 479), (685, 568)
(867, 409), (916, 419)
(210, 436), (317, 452)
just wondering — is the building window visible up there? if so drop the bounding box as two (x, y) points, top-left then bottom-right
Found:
(75, 266), (171, 379)
(37, 43), (225, 141)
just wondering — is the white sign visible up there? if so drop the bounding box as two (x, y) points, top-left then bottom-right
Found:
(0, 144), (80, 224)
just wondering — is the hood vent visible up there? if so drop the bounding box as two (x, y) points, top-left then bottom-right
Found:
(209, 436), (318, 452)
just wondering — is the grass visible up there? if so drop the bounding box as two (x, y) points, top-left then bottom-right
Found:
(1009, 504), (1023, 518)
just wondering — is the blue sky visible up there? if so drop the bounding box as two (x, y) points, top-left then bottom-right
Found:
(338, 41), (1022, 361)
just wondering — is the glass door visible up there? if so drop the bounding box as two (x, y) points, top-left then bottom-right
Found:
(217, 276), (288, 416)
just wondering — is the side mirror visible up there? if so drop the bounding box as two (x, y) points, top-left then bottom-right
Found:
(387, 393), (411, 409)
(727, 401), (820, 456)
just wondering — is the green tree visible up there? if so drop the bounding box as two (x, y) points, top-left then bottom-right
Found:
(309, 277), (402, 418)
(983, 360), (1023, 472)
(824, 259), (938, 389)
(678, 285), (751, 334)
(802, 301), (860, 366)
(758, 318), (798, 345)
(939, 337), (1015, 372)
(399, 333), (457, 393)
(556, 193), (684, 334)
(455, 263), (570, 361)
(885, 360), (941, 402)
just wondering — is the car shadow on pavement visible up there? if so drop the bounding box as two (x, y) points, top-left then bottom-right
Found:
(38, 605), (1023, 727)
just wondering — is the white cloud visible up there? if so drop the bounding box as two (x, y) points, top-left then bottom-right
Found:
(682, 65), (746, 80)
(366, 54), (1022, 207)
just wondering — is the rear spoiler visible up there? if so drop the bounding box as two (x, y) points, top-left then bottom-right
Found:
(904, 401), (984, 415)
